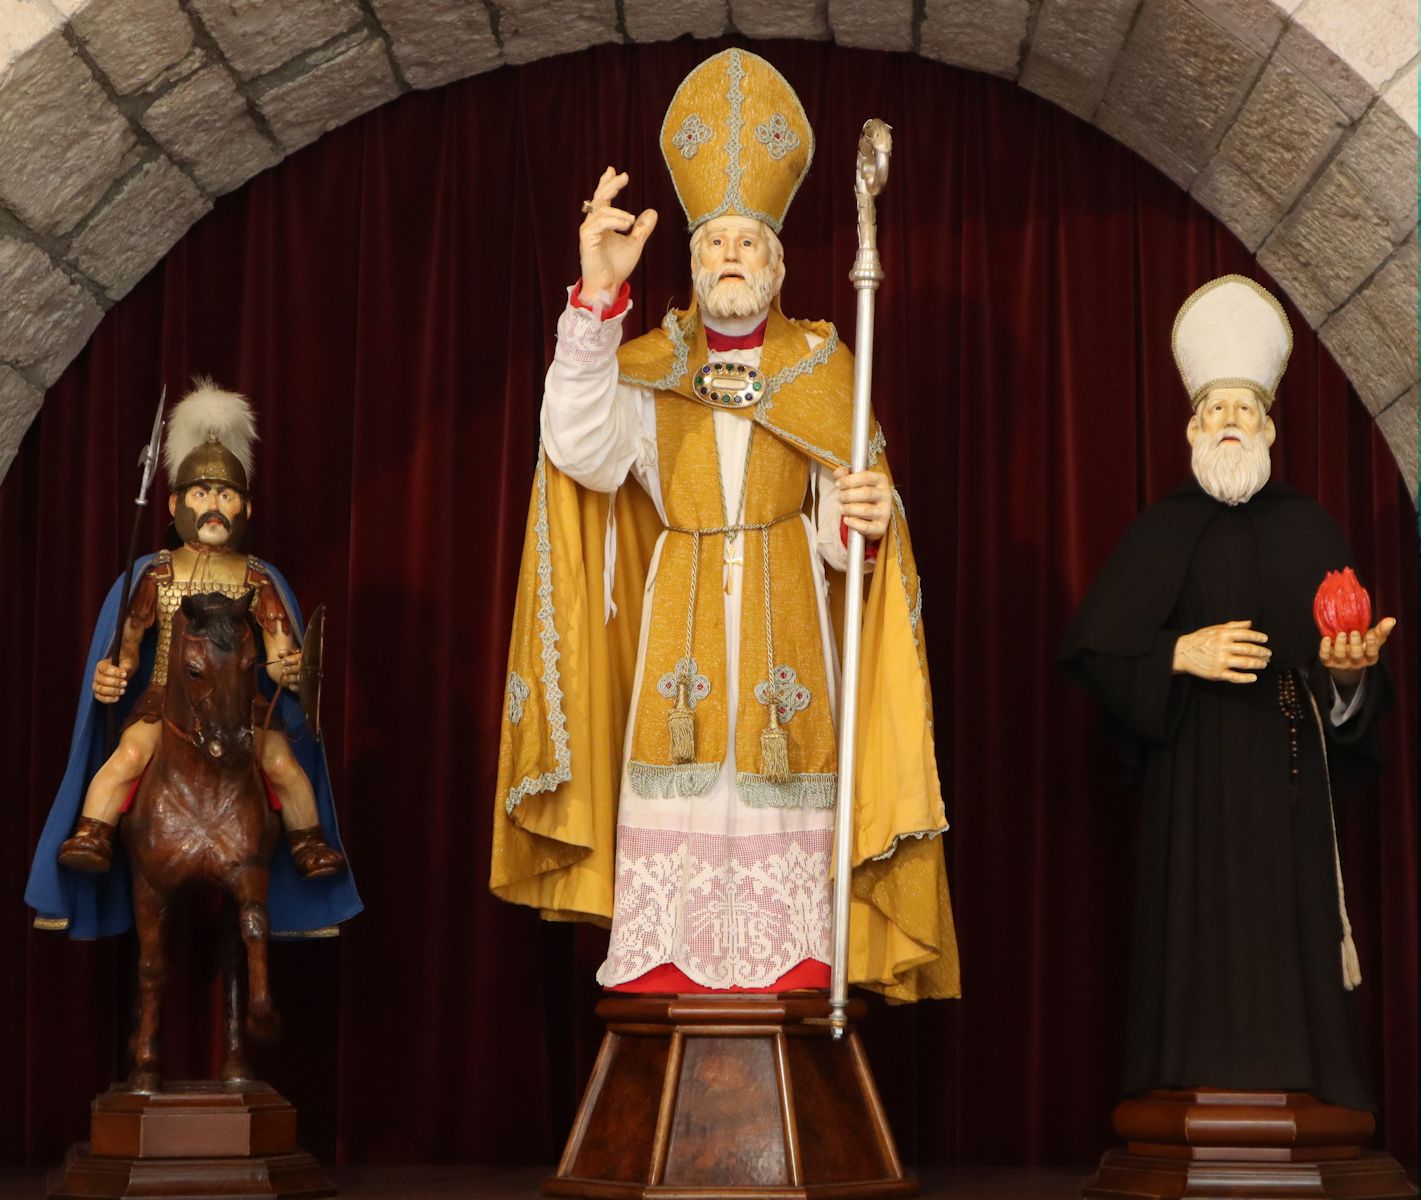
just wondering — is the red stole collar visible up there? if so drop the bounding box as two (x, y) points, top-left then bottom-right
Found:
(704, 318), (768, 351)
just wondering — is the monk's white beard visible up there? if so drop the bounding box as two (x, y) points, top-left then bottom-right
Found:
(1192, 426), (1271, 506)
(694, 263), (779, 319)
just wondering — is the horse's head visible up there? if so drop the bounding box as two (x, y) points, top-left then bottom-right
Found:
(167, 590), (261, 768)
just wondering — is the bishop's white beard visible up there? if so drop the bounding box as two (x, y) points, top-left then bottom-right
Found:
(1192, 426), (1271, 506)
(694, 263), (779, 320)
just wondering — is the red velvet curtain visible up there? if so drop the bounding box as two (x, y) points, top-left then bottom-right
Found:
(2, 38), (1414, 1169)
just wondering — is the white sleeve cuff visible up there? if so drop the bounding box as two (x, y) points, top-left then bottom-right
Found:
(1329, 673), (1367, 725)
(554, 288), (629, 367)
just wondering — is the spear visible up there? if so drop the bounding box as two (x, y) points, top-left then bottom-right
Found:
(105, 387), (166, 748)
(829, 119), (892, 1037)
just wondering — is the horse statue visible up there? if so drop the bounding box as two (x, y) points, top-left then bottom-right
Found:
(123, 589), (282, 1092)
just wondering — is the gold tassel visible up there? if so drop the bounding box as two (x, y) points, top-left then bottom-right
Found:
(669, 681), (696, 764)
(760, 708), (790, 783)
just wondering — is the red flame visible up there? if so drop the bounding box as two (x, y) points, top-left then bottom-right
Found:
(1313, 567), (1372, 639)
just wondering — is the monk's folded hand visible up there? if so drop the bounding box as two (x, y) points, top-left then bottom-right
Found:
(1172, 619), (1271, 683)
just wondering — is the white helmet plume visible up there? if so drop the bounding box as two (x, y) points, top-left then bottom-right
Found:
(163, 378), (258, 487)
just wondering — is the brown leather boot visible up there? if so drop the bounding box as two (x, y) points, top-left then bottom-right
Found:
(58, 817), (116, 873)
(286, 825), (347, 879)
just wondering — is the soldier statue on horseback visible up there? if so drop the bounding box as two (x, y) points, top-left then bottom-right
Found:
(25, 380), (361, 969)
(56, 383), (345, 881)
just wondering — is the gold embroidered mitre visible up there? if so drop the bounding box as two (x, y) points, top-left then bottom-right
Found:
(661, 48), (814, 232)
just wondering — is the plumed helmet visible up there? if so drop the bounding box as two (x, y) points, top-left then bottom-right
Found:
(1172, 276), (1293, 411)
(164, 379), (258, 494)
(660, 49), (814, 233)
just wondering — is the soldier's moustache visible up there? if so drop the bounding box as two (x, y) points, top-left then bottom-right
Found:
(200, 510), (232, 530)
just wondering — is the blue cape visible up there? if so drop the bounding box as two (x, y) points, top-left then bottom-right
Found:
(25, 553), (363, 938)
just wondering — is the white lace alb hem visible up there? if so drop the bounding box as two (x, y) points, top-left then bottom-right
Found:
(597, 825), (832, 990)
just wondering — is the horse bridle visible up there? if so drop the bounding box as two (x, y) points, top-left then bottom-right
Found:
(163, 631), (258, 753)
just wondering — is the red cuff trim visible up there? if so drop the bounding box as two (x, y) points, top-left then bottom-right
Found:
(839, 518), (880, 559)
(571, 278), (630, 320)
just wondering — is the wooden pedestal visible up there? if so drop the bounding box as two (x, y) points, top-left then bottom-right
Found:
(546, 994), (916, 1200)
(48, 1081), (335, 1199)
(1083, 1089), (1417, 1199)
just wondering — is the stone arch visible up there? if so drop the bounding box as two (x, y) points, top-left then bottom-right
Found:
(0, 0), (1414, 494)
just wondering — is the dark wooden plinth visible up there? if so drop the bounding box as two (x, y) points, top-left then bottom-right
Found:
(547, 994), (916, 1200)
(1083, 1090), (1417, 1199)
(48, 1081), (335, 1199)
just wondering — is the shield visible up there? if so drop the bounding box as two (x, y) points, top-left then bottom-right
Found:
(298, 604), (326, 740)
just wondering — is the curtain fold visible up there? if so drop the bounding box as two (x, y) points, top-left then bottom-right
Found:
(1, 37), (1413, 1168)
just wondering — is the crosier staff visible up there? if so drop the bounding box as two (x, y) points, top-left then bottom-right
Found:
(830, 119), (892, 1036)
(106, 386), (166, 750)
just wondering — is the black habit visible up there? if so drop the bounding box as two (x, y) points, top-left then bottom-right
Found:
(1060, 480), (1386, 1111)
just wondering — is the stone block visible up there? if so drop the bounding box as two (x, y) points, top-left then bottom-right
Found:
(1191, 157), (1283, 250)
(1374, 387), (1417, 501)
(727, 0), (827, 40)
(1317, 236), (1417, 412)
(188, 0), (363, 79)
(67, 158), (211, 298)
(920, 0), (1031, 78)
(1018, 0), (1137, 119)
(257, 35), (400, 153)
(1260, 160), (1398, 312)
(1191, 0), (1288, 56)
(0, 36), (136, 236)
(142, 63), (279, 195)
(0, 3), (61, 73)
(1293, 0), (1417, 94)
(827, 0), (912, 51)
(497, 0), (619, 66)
(624, 0), (727, 42)
(70, 0), (195, 94)
(1098, 0), (1263, 177)
(1256, 235), (1333, 327)
(1206, 58), (1347, 214)
(369, 0), (501, 89)
(1096, 103), (1200, 189)
(1381, 57), (1417, 134)
(1275, 19), (1372, 120)
(0, 237), (105, 384)
(140, 46), (207, 95)
(1335, 80), (1419, 242)
(0, 364), (44, 481)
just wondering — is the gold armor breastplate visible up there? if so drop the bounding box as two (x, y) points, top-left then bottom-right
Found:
(151, 552), (259, 686)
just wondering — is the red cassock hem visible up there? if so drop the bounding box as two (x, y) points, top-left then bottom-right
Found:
(607, 959), (831, 994)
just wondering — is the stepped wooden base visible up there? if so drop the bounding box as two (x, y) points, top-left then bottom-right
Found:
(48, 1081), (334, 1199)
(547, 994), (916, 1200)
(1083, 1090), (1417, 1199)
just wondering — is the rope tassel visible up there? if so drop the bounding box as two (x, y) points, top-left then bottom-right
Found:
(669, 681), (696, 764)
(761, 707), (790, 783)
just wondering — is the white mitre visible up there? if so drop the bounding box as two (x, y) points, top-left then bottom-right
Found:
(1171, 275), (1293, 411)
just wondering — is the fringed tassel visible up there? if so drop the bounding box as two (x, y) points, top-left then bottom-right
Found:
(668, 681), (696, 764)
(760, 708), (790, 784)
(1341, 925), (1363, 991)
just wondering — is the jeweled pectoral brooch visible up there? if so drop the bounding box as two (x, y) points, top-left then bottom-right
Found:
(694, 362), (764, 408)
